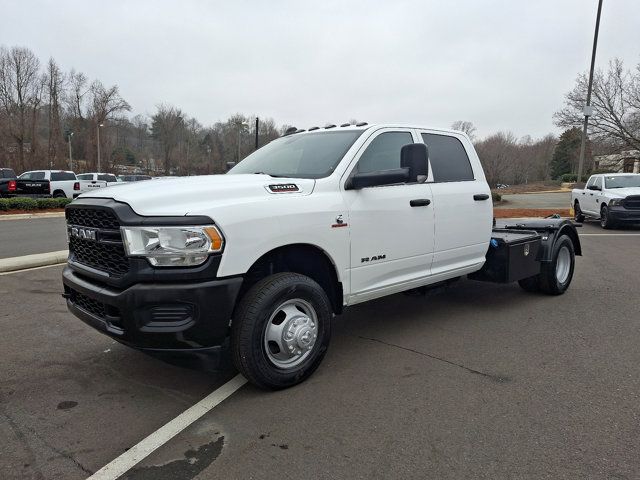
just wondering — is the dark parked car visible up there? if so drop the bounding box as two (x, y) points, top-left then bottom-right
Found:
(0, 168), (51, 198)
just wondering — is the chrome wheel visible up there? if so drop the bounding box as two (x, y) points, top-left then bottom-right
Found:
(555, 246), (571, 284)
(263, 299), (318, 370)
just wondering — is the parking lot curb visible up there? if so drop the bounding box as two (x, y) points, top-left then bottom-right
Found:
(0, 211), (66, 221)
(0, 250), (68, 273)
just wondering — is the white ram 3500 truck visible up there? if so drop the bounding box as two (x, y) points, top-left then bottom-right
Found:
(572, 173), (640, 229)
(62, 124), (582, 389)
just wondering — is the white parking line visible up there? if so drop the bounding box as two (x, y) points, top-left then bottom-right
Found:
(87, 374), (247, 480)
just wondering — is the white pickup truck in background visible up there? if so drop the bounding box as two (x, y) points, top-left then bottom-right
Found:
(18, 170), (108, 198)
(62, 123), (582, 389)
(76, 172), (119, 185)
(572, 173), (640, 228)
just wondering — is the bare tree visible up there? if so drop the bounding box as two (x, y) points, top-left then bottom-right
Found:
(555, 59), (640, 152)
(151, 104), (185, 175)
(0, 46), (43, 171)
(66, 69), (88, 120)
(45, 58), (65, 168)
(451, 120), (477, 140)
(474, 132), (518, 186)
(88, 80), (131, 169)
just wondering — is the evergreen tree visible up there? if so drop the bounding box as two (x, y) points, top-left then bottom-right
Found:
(550, 127), (582, 179)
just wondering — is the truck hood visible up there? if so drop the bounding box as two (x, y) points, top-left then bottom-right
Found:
(607, 187), (640, 197)
(77, 174), (316, 216)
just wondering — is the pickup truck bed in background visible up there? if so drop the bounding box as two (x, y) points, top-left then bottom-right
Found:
(0, 168), (51, 198)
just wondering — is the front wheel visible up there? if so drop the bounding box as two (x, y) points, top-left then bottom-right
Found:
(573, 202), (585, 223)
(600, 205), (615, 229)
(231, 272), (332, 390)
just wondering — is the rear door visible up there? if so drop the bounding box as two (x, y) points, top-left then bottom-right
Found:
(419, 131), (492, 276)
(341, 128), (435, 302)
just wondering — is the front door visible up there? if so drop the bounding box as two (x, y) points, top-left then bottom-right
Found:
(341, 129), (435, 303)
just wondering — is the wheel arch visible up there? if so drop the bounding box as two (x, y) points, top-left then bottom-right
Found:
(236, 243), (344, 314)
(558, 224), (582, 257)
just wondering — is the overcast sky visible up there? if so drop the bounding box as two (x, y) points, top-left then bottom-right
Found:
(1, 0), (638, 139)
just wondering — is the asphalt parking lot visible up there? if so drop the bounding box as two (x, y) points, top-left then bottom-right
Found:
(1, 222), (640, 479)
(0, 216), (67, 258)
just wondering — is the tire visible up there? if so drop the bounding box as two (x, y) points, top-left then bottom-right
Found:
(231, 272), (332, 390)
(573, 201), (585, 223)
(600, 204), (615, 229)
(538, 234), (575, 295)
(53, 191), (66, 198)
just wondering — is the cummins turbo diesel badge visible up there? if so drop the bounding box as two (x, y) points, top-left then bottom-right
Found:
(268, 184), (299, 193)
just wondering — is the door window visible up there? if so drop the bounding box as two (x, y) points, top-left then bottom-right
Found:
(421, 133), (474, 182)
(355, 132), (413, 174)
(593, 177), (602, 190)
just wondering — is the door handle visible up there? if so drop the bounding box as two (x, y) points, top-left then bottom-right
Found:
(410, 199), (431, 207)
(473, 194), (490, 201)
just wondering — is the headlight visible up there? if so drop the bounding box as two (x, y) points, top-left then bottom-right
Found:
(609, 198), (625, 207)
(121, 225), (224, 267)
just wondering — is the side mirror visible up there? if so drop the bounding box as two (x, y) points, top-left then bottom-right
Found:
(401, 143), (429, 183)
(587, 185), (601, 191)
(346, 168), (410, 190)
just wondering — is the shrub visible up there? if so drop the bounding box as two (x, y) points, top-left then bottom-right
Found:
(36, 197), (71, 209)
(6, 197), (38, 210)
(492, 192), (502, 202)
(0, 196), (71, 211)
(558, 173), (589, 183)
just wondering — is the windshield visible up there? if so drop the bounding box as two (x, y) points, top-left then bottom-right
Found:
(605, 175), (640, 189)
(228, 130), (364, 179)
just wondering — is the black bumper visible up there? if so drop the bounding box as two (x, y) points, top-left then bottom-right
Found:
(62, 266), (243, 351)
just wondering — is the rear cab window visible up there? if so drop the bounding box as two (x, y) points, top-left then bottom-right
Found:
(98, 174), (118, 182)
(77, 174), (93, 180)
(51, 172), (76, 181)
(421, 133), (474, 182)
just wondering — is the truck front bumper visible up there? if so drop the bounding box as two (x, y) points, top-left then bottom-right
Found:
(62, 266), (243, 351)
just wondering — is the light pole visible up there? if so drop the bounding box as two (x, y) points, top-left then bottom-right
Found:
(255, 117), (259, 150)
(236, 121), (249, 162)
(97, 123), (104, 172)
(576, 0), (604, 183)
(68, 132), (74, 170)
